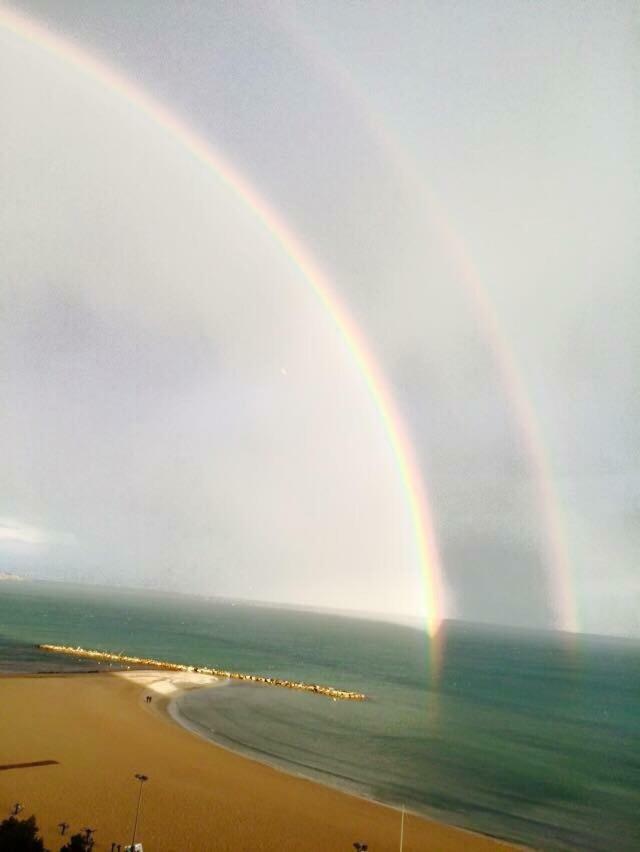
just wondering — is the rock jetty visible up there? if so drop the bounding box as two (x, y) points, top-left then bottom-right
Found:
(37, 644), (367, 701)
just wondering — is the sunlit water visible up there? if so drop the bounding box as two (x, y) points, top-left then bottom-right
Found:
(1, 581), (638, 851)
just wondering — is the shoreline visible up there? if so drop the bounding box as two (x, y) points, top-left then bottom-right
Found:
(165, 682), (525, 850)
(113, 671), (530, 851)
(0, 670), (525, 851)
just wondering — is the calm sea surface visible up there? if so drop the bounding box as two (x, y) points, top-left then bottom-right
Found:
(1, 581), (638, 851)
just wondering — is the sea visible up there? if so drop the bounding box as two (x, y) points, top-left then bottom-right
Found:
(1, 580), (638, 851)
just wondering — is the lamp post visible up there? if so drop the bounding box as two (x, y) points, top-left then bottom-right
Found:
(130, 773), (148, 851)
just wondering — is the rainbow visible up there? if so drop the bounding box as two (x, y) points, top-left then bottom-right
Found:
(0, 5), (447, 660)
(378, 135), (578, 634)
(281, 13), (578, 635)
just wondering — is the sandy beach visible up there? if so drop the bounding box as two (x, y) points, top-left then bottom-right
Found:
(0, 672), (522, 851)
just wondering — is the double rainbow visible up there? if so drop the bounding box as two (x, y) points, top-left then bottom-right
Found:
(281, 13), (578, 635)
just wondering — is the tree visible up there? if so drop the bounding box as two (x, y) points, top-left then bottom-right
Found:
(59, 835), (93, 852)
(0, 815), (46, 851)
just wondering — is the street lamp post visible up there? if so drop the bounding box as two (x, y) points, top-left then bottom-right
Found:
(130, 773), (148, 851)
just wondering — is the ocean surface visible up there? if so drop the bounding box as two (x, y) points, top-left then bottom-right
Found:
(1, 581), (638, 851)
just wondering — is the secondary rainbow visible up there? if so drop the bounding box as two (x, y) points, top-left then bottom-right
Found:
(0, 5), (447, 656)
(283, 14), (578, 634)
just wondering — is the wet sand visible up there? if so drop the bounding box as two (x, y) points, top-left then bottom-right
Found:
(0, 672), (523, 851)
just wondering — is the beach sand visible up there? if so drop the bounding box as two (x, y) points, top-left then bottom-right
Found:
(0, 672), (522, 851)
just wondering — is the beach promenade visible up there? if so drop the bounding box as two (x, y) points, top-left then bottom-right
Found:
(0, 672), (522, 851)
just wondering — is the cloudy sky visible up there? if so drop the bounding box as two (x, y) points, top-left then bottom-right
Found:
(1, 1), (638, 635)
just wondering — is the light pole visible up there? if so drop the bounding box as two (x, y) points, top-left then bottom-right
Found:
(130, 773), (148, 851)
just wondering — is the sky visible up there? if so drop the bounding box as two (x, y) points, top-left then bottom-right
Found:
(1, 1), (638, 636)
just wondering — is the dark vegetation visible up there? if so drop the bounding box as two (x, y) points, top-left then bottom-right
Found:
(59, 834), (93, 851)
(0, 817), (95, 852)
(0, 816), (45, 851)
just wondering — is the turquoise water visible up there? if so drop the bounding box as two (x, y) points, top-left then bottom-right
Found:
(1, 581), (638, 850)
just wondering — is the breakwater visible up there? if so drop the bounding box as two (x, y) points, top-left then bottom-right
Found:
(37, 644), (367, 701)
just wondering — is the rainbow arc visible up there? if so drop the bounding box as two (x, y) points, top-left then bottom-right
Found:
(0, 5), (446, 672)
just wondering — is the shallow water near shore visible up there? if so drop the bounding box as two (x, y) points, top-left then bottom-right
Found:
(1, 581), (638, 851)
